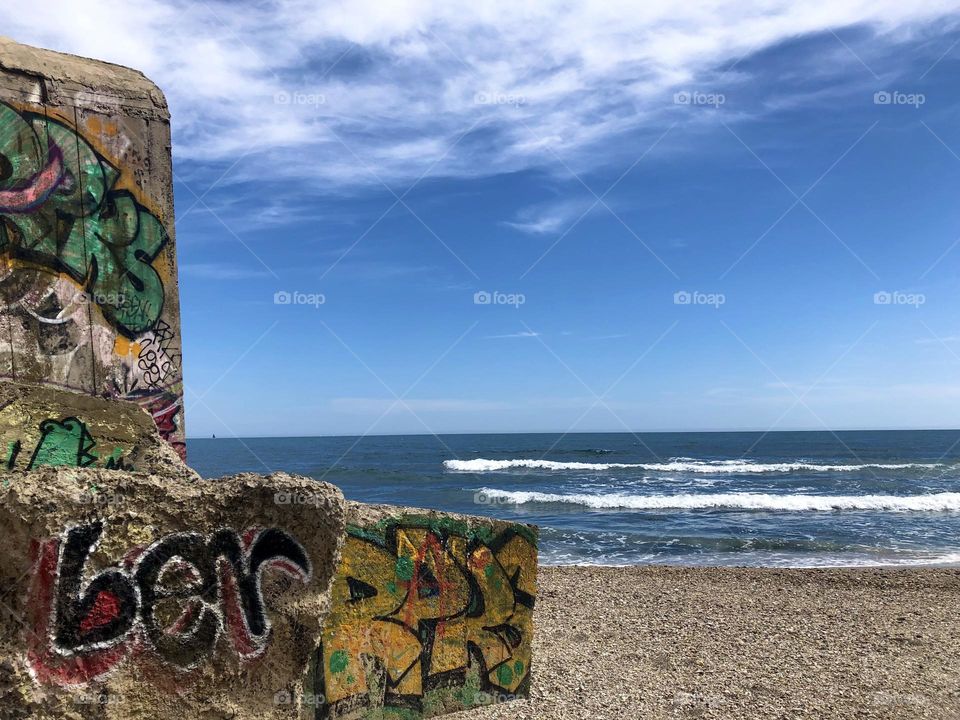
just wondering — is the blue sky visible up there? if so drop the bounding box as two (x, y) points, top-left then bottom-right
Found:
(6, 1), (960, 437)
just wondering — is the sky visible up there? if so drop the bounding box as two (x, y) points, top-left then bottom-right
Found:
(4, 0), (960, 437)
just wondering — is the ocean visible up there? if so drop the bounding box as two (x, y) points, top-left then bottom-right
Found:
(187, 430), (960, 568)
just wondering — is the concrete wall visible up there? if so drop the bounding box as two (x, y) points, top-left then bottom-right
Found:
(308, 502), (538, 719)
(0, 467), (347, 719)
(0, 38), (185, 459)
(0, 469), (539, 720)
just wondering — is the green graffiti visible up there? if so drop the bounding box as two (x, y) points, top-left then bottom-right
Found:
(0, 102), (167, 338)
(26, 417), (98, 469)
(329, 650), (349, 674)
(395, 555), (414, 581)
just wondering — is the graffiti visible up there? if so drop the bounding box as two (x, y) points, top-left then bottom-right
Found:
(311, 518), (536, 719)
(2, 416), (133, 471)
(140, 391), (186, 459)
(26, 520), (312, 686)
(0, 100), (185, 458)
(137, 319), (180, 389)
(0, 102), (167, 338)
(26, 417), (97, 469)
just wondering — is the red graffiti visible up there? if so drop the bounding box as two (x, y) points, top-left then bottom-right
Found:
(0, 142), (65, 213)
(26, 538), (133, 687)
(25, 522), (311, 686)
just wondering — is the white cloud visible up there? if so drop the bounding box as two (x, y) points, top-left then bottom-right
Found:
(484, 330), (541, 339)
(503, 197), (598, 235)
(3, 0), (959, 193)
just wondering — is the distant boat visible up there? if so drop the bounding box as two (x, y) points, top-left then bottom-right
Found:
(212, 434), (216, 439)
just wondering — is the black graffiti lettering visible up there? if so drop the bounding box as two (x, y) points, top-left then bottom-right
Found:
(53, 522), (139, 653)
(134, 534), (221, 670)
(5, 439), (21, 469)
(208, 527), (312, 641)
(40, 522), (311, 675)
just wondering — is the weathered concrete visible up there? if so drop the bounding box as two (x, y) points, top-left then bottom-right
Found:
(0, 37), (185, 459)
(0, 37), (540, 720)
(309, 502), (538, 719)
(0, 469), (346, 719)
(0, 381), (195, 478)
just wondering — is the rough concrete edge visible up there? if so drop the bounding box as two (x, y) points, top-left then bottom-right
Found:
(0, 35), (168, 115)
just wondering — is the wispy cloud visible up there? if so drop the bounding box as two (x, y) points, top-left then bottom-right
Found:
(3, 0), (958, 195)
(484, 330), (541, 339)
(503, 197), (598, 235)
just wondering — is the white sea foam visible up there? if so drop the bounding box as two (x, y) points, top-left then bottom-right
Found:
(445, 457), (942, 474)
(473, 488), (960, 512)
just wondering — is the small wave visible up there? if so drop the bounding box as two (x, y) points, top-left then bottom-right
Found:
(446, 458), (942, 474)
(474, 488), (960, 512)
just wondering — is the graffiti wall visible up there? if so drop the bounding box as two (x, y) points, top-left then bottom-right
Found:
(0, 379), (186, 474)
(27, 520), (312, 686)
(309, 510), (538, 719)
(0, 467), (347, 719)
(0, 38), (185, 458)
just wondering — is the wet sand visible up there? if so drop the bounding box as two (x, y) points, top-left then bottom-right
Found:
(460, 565), (960, 720)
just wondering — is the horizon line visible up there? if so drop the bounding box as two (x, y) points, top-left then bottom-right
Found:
(185, 427), (960, 441)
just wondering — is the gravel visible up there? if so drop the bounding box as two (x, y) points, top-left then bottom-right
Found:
(455, 565), (960, 720)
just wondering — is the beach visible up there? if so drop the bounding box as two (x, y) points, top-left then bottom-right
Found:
(460, 566), (960, 720)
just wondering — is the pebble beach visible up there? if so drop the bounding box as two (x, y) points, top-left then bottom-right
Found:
(460, 566), (960, 720)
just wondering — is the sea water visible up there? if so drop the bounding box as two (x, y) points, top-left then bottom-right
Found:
(188, 430), (960, 567)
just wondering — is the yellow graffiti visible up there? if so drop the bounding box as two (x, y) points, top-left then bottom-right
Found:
(315, 520), (537, 718)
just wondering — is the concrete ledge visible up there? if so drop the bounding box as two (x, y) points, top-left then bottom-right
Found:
(0, 382), (194, 478)
(0, 469), (347, 719)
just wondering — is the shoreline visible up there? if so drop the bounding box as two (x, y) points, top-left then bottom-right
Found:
(459, 565), (960, 719)
(543, 560), (960, 569)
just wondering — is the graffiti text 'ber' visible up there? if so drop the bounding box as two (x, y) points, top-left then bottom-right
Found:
(26, 520), (312, 686)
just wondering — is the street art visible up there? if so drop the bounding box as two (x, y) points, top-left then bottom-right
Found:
(310, 517), (537, 719)
(0, 102), (167, 336)
(26, 520), (312, 686)
(0, 101), (184, 458)
(2, 416), (133, 471)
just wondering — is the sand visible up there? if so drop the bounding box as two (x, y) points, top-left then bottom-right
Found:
(459, 566), (960, 720)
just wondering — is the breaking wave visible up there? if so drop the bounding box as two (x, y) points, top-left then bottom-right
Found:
(473, 489), (960, 512)
(446, 458), (943, 474)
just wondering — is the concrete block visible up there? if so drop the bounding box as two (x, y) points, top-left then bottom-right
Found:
(309, 502), (538, 719)
(0, 469), (347, 719)
(0, 37), (185, 460)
